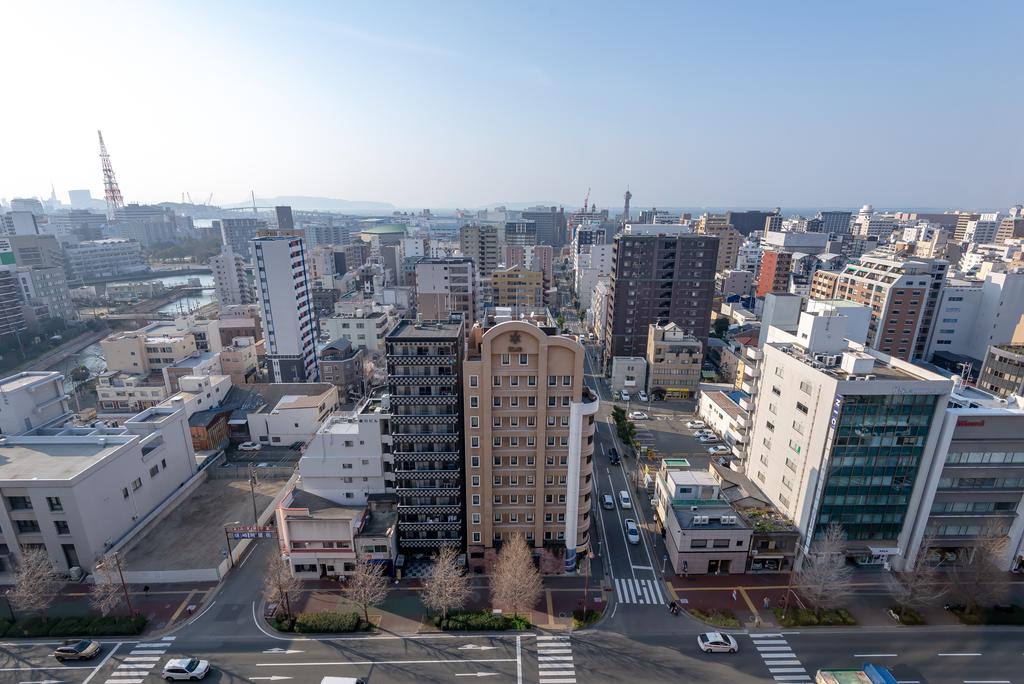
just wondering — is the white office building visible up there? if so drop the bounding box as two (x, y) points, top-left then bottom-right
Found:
(253, 235), (319, 382)
(211, 246), (254, 306)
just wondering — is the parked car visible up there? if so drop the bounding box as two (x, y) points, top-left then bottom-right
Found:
(698, 435), (720, 444)
(602, 494), (615, 510)
(697, 632), (738, 653)
(161, 657), (212, 680)
(618, 490), (632, 509)
(620, 390), (631, 401)
(629, 411), (650, 420)
(637, 391), (649, 402)
(686, 420), (706, 430)
(238, 441), (261, 452)
(707, 445), (731, 455)
(624, 518), (640, 544)
(53, 640), (101, 662)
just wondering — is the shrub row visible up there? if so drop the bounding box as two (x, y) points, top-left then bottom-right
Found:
(954, 604), (1024, 625)
(433, 611), (531, 631)
(0, 615), (146, 638)
(292, 611), (369, 633)
(773, 607), (856, 627)
(689, 608), (741, 629)
(571, 609), (602, 629)
(890, 606), (926, 625)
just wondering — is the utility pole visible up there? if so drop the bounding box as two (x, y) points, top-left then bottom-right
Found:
(248, 463), (259, 525)
(111, 552), (134, 615)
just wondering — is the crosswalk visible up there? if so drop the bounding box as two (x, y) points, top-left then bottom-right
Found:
(750, 633), (811, 682)
(105, 635), (175, 684)
(613, 576), (666, 605)
(536, 634), (576, 684)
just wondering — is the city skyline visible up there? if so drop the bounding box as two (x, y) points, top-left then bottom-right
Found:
(2, 2), (1022, 210)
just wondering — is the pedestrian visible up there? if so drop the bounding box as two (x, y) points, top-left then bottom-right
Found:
(763, 596), (770, 610)
(731, 589), (737, 602)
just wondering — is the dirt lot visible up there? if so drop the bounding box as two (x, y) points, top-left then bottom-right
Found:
(124, 476), (290, 570)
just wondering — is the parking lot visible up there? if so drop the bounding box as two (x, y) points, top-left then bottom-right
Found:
(609, 397), (716, 472)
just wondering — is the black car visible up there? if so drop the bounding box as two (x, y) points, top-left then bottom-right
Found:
(608, 447), (618, 459)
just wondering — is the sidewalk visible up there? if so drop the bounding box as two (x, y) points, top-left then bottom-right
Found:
(289, 574), (603, 633)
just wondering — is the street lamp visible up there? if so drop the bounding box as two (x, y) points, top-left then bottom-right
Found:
(224, 520), (241, 569)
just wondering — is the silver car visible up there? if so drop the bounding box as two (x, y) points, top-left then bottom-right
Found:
(698, 632), (738, 653)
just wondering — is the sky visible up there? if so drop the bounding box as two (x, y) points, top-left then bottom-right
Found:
(2, 1), (1023, 211)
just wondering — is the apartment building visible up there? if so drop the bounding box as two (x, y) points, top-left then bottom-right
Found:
(588, 278), (612, 343)
(462, 319), (598, 572)
(646, 322), (702, 398)
(755, 250), (793, 297)
(696, 215), (743, 274)
(96, 371), (168, 413)
(491, 266), (545, 312)
(978, 345), (1024, 398)
(216, 217), (267, 261)
(245, 383), (339, 447)
(101, 327), (198, 375)
(253, 235), (319, 383)
(716, 269), (755, 298)
(833, 253), (948, 361)
(746, 317), (952, 565)
(809, 269), (840, 300)
(459, 223), (500, 283)
(574, 243), (614, 303)
(0, 372), (70, 435)
(925, 271), (1024, 364)
(219, 337), (259, 385)
(610, 357), (647, 394)
(414, 257), (478, 332)
(320, 308), (393, 354)
(62, 238), (148, 284)
(211, 246), (254, 306)
(385, 319), (465, 553)
(604, 230), (718, 369)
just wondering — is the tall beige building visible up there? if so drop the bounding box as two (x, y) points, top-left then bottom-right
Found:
(491, 266), (545, 312)
(414, 257), (478, 330)
(462, 319), (598, 573)
(697, 214), (743, 273)
(646, 322), (702, 397)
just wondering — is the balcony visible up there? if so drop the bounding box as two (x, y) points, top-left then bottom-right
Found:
(741, 379), (758, 395)
(397, 504), (462, 514)
(743, 364), (761, 379)
(395, 466), (460, 477)
(394, 451), (462, 462)
(387, 354), (457, 365)
(398, 520), (461, 531)
(390, 413), (460, 426)
(389, 374), (457, 386)
(397, 486), (461, 497)
(400, 537), (464, 549)
(392, 433), (460, 444)
(745, 347), (764, 362)
(389, 394), (457, 406)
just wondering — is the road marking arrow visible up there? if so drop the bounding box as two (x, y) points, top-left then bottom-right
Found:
(455, 674), (499, 678)
(250, 678), (293, 681)
(261, 648), (304, 654)
(458, 645), (498, 651)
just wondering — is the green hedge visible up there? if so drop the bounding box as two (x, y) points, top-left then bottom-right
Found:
(0, 615), (146, 638)
(433, 611), (531, 631)
(293, 611), (369, 633)
(572, 609), (601, 629)
(689, 608), (741, 628)
(954, 604), (1024, 625)
(773, 607), (856, 627)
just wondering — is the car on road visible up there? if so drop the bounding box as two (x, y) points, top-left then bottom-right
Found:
(637, 391), (648, 402)
(609, 452), (620, 465)
(707, 445), (731, 455)
(602, 494), (615, 510)
(618, 490), (632, 509)
(629, 411), (650, 420)
(698, 434), (720, 444)
(162, 657), (212, 680)
(53, 639), (101, 662)
(624, 518), (640, 544)
(620, 390), (631, 401)
(697, 632), (738, 653)
(686, 420), (706, 429)
(238, 441), (261, 452)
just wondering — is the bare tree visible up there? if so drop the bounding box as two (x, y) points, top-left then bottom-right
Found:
(421, 545), (471, 620)
(343, 558), (390, 624)
(490, 533), (542, 620)
(950, 523), (1012, 612)
(796, 523), (853, 612)
(90, 557), (125, 616)
(263, 557), (301, 619)
(893, 533), (946, 612)
(10, 547), (61, 616)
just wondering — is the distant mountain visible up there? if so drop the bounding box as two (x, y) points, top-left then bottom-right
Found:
(222, 195), (396, 213)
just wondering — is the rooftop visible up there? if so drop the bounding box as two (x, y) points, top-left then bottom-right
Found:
(284, 488), (364, 520)
(171, 352), (220, 369)
(673, 503), (750, 530)
(704, 391), (743, 420)
(0, 371), (61, 394)
(387, 319), (463, 341)
(0, 436), (130, 481)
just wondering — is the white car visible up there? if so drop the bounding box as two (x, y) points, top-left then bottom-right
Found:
(629, 411), (650, 420)
(238, 441), (262, 452)
(694, 430), (716, 439)
(698, 435), (720, 444)
(697, 632), (738, 653)
(161, 657), (212, 680)
(620, 390), (631, 401)
(624, 518), (640, 544)
(637, 391), (649, 402)
(707, 445), (732, 455)
(686, 420), (706, 430)
(618, 490), (632, 509)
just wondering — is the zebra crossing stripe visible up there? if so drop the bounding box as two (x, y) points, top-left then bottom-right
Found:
(769, 668), (808, 674)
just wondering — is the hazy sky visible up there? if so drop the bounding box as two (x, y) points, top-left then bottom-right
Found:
(3, 1), (1022, 210)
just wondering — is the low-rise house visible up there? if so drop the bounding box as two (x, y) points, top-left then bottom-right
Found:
(246, 383), (340, 447)
(96, 371), (168, 414)
(318, 338), (366, 399)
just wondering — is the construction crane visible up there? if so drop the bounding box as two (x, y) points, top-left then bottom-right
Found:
(582, 187), (590, 213)
(98, 130), (124, 221)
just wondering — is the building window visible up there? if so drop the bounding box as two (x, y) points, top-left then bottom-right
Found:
(471, 416), (480, 428)
(472, 532), (481, 543)
(470, 375), (479, 388)
(471, 436), (480, 448)
(501, 354), (510, 365)
(472, 494), (481, 506)
(16, 520), (40, 534)
(493, 436), (501, 447)
(149, 464), (160, 478)
(493, 396), (501, 407)
(493, 416), (501, 428)
(528, 375), (536, 386)
(519, 354), (529, 365)
(796, 402), (809, 414)
(7, 497), (32, 510)
(712, 539), (730, 548)
(471, 476), (480, 487)
(470, 396), (479, 408)
(54, 520), (71, 535)
(493, 376), (501, 387)
(690, 539), (707, 548)
(46, 497), (62, 512)
(471, 455), (480, 467)
(131, 478), (142, 491)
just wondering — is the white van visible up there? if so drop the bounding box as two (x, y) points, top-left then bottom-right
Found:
(321, 678), (367, 684)
(618, 490), (632, 509)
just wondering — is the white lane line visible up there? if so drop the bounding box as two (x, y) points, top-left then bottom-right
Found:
(186, 598), (217, 625)
(82, 642), (122, 684)
(538, 679), (576, 684)
(640, 580), (653, 604)
(854, 654), (898, 658)
(631, 565), (654, 571)
(963, 681), (1010, 683)
(896, 681), (920, 683)
(773, 677), (811, 682)
(257, 658), (517, 667)
(767, 661), (802, 666)
(515, 634), (522, 684)
(123, 657), (161, 662)
(756, 640), (789, 645)
(751, 633), (784, 639)
(103, 680), (143, 684)
(538, 672), (576, 677)
(160, 636), (175, 641)
(535, 635), (570, 640)
(539, 663), (575, 668)
(939, 653), (982, 657)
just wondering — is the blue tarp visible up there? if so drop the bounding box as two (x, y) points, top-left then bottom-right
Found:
(862, 663), (899, 684)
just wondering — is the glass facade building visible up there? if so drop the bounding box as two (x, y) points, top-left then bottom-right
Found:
(816, 393), (939, 542)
